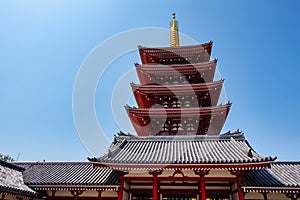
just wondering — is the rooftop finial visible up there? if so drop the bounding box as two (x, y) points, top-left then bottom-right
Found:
(170, 12), (179, 47)
(172, 12), (176, 19)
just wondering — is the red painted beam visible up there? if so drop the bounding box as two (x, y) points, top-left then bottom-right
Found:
(94, 161), (273, 170)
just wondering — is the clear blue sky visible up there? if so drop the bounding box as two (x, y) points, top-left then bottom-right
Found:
(0, 0), (299, 161)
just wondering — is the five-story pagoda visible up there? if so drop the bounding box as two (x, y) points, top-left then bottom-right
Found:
(127, 12), (230, 137)
(90, 13), (276, 200)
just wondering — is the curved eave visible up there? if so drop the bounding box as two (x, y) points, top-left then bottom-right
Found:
(136, 61), (217, 85)
(135, 60), (217, 72)
(132, 79), (223, 93)
(138, 41), (213, 55)
(93, 161), (274, 171)
(243, 186), (300, 194)
(138, 42), (213, 64)
(27, 185), (119, 191)
(126, 104), (231, 117)
(0, 186), (36, 197)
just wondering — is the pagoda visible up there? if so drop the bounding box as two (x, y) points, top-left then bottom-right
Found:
(127, 14), (229, 137)
(4, 13), (299, 200)
(89, 13), (278, 200)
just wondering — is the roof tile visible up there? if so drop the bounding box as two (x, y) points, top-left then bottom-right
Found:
(92, 132), (275, 168)
(0, 160), (36, 196)
(244, 162), (300, 188)
(14, 162), (118, 186)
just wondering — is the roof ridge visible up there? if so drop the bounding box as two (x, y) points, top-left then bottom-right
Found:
(113, 130), (245, 141)
(132, 79), (224, 88)
(138, 41), (213, 50)
(0, 160), (25, 172)
(14, 161), (92, 165)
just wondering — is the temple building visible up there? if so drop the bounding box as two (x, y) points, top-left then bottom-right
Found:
(1, 13), (299, 200)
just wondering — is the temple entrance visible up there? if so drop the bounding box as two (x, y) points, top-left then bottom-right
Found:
(131, 194), (197, 200)
(206, 197), (230, 200)
(162, 194), (197, 200)
(131, 194), (229, 200)
(131, 193), (197, 200)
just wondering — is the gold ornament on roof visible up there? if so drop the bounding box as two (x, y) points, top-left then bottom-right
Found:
(170, 12), (180, 47)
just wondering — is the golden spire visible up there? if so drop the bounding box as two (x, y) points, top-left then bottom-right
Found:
(170, 12), (179, 47)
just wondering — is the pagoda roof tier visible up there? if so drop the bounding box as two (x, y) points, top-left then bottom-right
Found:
(126, 103), (230, 117)
(125, 104), (231, 136)
(138, 42), (213, 65)
(131, 79), (223, 108)
(89, 131), (276, 171)
(135, 60), (217, 85)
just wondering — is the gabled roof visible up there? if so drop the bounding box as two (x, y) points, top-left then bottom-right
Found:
(0, 160), (36, 197)
(89, 132), (276, 171)
(243, 162), (300, 194)
(14, 162), (118, 191)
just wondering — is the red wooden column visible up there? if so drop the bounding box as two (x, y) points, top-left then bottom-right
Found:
(149, 170), (162, 200)
(194, 170), (209, 200)
(118, 172), (125, 200)
(153, 174), (158, 200)
(231, 170), (245, 200)
(237, 177), (244, 200)
(200, 175), (206, 200)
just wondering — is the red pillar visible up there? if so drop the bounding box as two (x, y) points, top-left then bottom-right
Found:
(236, 172), (245, 200)
(118, 174), (124, 200)
(194, 170), (209, 200)
(200, 175), (206, 200)
(150, 170), (161, 200)
(153, 174), (158, 200)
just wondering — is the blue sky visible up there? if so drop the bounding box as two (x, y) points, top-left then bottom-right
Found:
(0, 0), (299, 161)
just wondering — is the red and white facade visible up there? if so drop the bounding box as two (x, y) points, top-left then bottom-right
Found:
(91, 14), (281, 200)
(4, 14), (299, 200)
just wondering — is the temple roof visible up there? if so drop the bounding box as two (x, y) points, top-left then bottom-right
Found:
(14, 162), (118, 191)
(131, 79), (223, 94)
(138, 42), (213, 65)
(135, 60), (217, 70)
(126, 104), (231, 136)
(135, 60), (217, 75)
(132, 80), (223, 108)
(89, 132), (276, 170)
(135, 60), (217, 85)
(126, 103), (231, 117)
(0, 160), (36, 197)
(243, 162), (300, 193)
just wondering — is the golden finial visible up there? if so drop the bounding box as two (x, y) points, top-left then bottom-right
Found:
(170, 12), (179, 47)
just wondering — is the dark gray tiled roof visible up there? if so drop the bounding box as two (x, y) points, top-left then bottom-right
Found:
(90, 132), (275, 169)
(14, 162), (118, 190)
(244, 162), (300, 188)
(0, 160), (36, 196)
